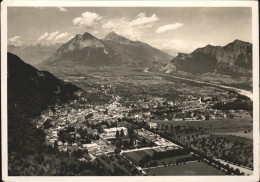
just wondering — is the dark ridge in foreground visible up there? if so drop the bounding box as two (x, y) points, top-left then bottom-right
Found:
(8, 52), (80, 118)
(8, 53), (80, 175)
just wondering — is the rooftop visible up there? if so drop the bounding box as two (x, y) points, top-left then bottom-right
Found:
(104, 127), (127, 132)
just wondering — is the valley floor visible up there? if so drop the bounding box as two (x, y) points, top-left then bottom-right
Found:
(31, 66), (253, 176)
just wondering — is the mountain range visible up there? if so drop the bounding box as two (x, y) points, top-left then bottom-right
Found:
(8, 43), (62, 65)
(42, 31), (173, 67)
(149, 39), (252, 77)
(8, 32), (252, 78)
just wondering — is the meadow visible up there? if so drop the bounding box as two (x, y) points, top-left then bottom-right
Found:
(152, 117), (252, 137)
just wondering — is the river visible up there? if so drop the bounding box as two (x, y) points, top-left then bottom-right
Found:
(144, 69), (253, 100)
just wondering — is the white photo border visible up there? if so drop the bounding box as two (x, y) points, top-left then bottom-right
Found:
(1, 1), (259, 182)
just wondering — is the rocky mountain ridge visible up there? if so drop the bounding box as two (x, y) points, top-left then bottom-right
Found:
(150, 39), (252, 77)
(43, 31), (173, 67)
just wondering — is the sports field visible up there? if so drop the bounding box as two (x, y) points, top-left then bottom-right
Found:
(145, 161), (226, 176)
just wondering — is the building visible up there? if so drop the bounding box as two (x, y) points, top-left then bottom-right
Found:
(58, 146), (68, 152)
(57, 141), (63, 146)
(101, 125), (107, 131)
(143, 111), (151, 117)
(52, 130), (58, 138)
(103, 127), (128, 137)
(134, 114), (142, 119)
(148, 122), (158, 129)
(83, 143), (100, 150)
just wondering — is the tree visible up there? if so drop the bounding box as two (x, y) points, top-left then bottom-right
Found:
(50, 106), (56, 113)
(116, 139), (123, 148)
(78, 129), (87, 139)
(59, 130), (68, 143)
(72, 149), (85, 158)
(123, 140), (129, 149)
(43, 119), (52, 129)
(165, 125), (169, 131)
(35, 152), (45, 164)
(149, 141), (153, 147)
(116, 130), (120, 138)
(67, 126), (75, 132)
(54, 141), (58, 153)
(130, 137), (134, 146)
(114, 148), (121, 154)
(235, 168), (240, 175)
(128, 128), (134, 136)
(120, 129), (125, 137)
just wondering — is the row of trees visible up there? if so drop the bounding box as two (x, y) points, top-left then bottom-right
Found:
(212, 100), (252, 112)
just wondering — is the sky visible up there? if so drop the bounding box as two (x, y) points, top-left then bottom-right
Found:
(7, 7), (252, 53)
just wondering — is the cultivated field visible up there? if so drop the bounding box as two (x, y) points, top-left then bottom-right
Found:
(152, 117), (252, 136)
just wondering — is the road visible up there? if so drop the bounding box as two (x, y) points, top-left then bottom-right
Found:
(215, 159), (253, 175)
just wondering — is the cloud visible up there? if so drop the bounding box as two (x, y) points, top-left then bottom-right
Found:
(55, 32), (69, 40)
(47, 31), (59, 41)
(57, 7), (68, 12)
(37, 31), (71, 44)
(136, 12), (146, 18)
(9, 36), (20, 42)
(102, 13), (159, 39)
(93, 31), (99, 35)
(67, 35), (74, 41)
(156, 23), (183, 33)
(129, 13), (159, 28)
(8, 36), (22, 45)
(162, 39), (211, 53)
(37, 33), (49, 41)
(73, 12), (103, 28)
(72, 12), (159, 39)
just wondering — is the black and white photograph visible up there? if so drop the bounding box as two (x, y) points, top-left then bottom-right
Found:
(1, 1), (259, 181)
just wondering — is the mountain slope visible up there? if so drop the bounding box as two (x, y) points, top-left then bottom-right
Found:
(102, 32), (173, 67)
(43, 32), (173, 67)
(104, 31), (133, 44)
(8, 44), (61, 65)
(8, 52), (80, 118)
(8, 52), (80, 155)
(159, 40), (252, 77)
(7, 53), (81, 175)
(45, 33), (113, 67)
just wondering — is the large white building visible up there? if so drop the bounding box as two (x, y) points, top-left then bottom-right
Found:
(103, 127), (128, 137)
(83, 143), (99, 149)
(82, 143), (102, 155)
